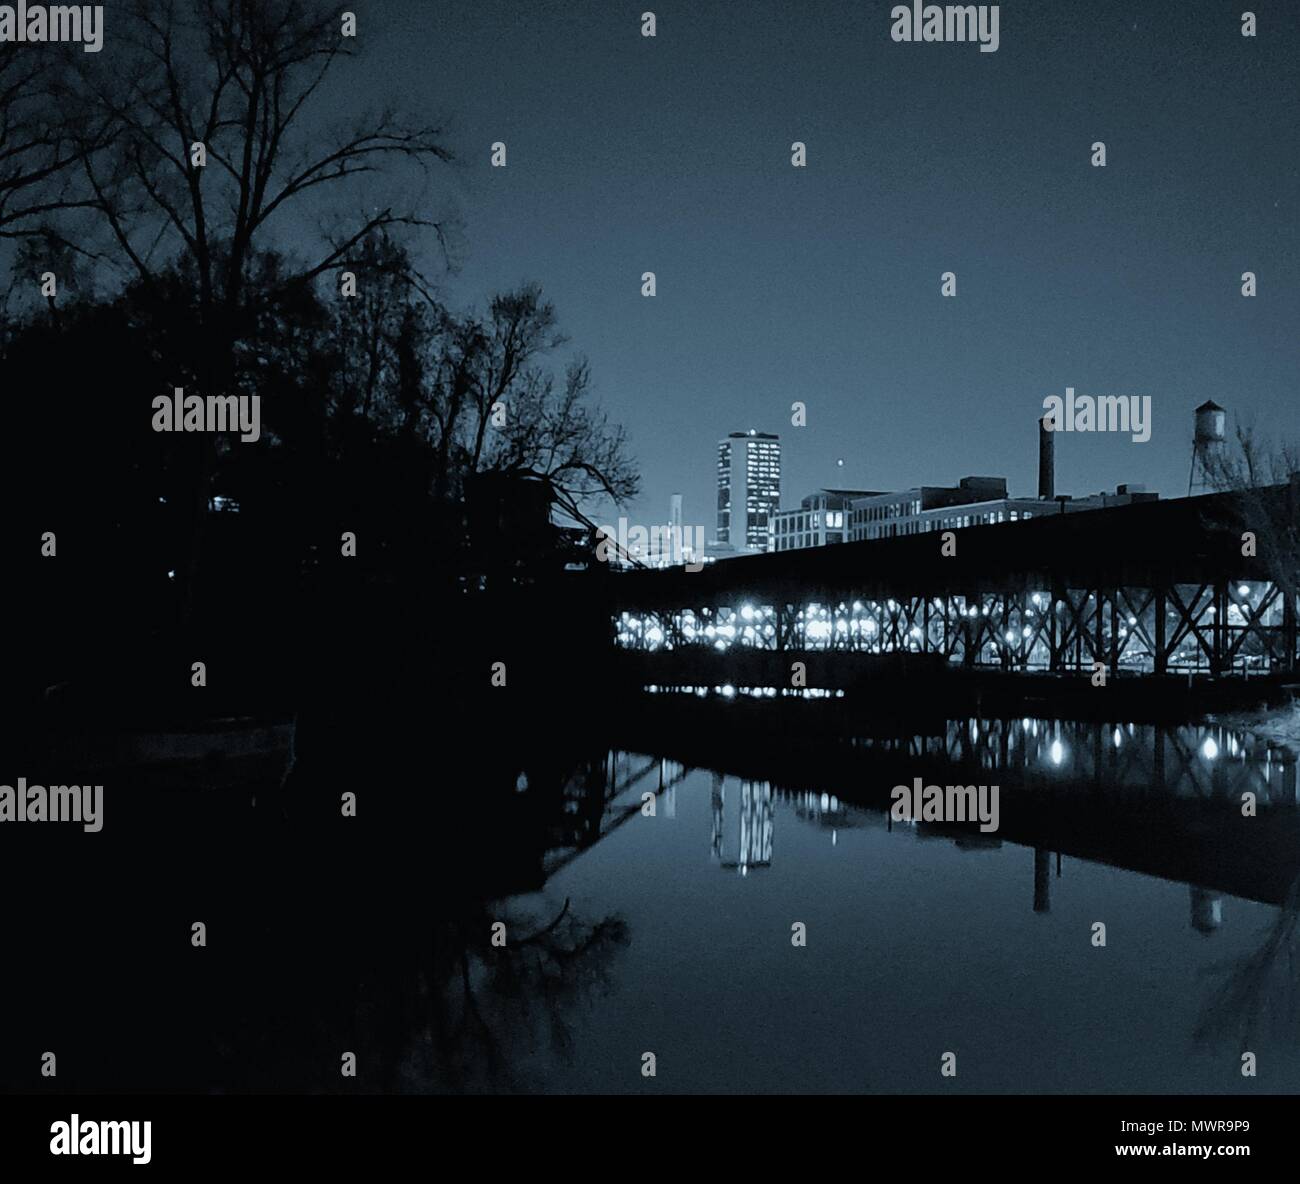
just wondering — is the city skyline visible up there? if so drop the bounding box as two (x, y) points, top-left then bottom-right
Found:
(376, 0), (1300, 532)
(638, 397), (1232, 561)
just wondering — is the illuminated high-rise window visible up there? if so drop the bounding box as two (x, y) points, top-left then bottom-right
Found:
(717, 430), (780, 551)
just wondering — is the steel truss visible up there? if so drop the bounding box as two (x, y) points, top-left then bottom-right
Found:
(614, 578), (1299, 675)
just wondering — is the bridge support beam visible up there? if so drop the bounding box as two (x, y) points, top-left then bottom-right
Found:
(1154, 589), (1167, 675)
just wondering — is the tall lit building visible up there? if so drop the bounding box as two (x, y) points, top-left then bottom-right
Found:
(716, 430), (781, 552)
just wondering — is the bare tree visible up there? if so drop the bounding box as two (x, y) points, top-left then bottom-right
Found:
(69, 0), (454, 325)
(1206, 421), (1300, 494)
(430, 283), (639, 510)
(319, 268), (639, 514)
(327, 230), (436, 428)
(0, 45), (118, 332)
(38, 0), (456, 620)
(1204, 421), (1300, 617)
(0, 46), (106, 241)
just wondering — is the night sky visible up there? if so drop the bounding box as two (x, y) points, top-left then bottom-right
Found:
(351, 0), (1298, 531)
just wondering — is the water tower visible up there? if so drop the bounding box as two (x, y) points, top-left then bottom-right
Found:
(1187, 400), (1226, 496)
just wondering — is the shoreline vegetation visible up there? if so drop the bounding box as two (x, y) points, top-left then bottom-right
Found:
(1212, 702), (1300, 756)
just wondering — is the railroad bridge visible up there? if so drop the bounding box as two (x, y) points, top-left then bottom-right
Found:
(608, 485), (1300, 682)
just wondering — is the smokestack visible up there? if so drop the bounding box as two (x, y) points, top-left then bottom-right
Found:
(1038, 416), (1055, 499)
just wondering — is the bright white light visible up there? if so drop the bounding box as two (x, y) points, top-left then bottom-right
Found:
(1202, 737), (1219, 760)
(1113, 728), (1122, 749)
(1128, 616), (1137, 626)
(1050, 740), (1064, 766)
(1238, 585), (1250, 599)
(740, 604), (754, 622)
(721, 684), (736, 698)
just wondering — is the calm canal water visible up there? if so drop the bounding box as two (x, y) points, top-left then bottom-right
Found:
(433, 716), (1300, 1094)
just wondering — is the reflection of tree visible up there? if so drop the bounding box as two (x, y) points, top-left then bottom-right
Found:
(1194, 876), (1300, 1051)
(431, 898), (629, 1093)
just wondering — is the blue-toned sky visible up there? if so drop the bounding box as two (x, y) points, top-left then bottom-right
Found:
(358, 0), (1299, 530)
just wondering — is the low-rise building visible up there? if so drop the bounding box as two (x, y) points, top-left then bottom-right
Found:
(773, 488), (883, 552)
(850, 477), (1009, 540)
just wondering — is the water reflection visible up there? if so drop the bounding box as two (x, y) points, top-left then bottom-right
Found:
(1193, 874), (1300, 1055)
(432, 899), (629, 1093)
(832, 716), (1297, 806)
(372, 710), (1300, 1092)
(710, 774), (774, 873)
(441, 712), (1300, 1092)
